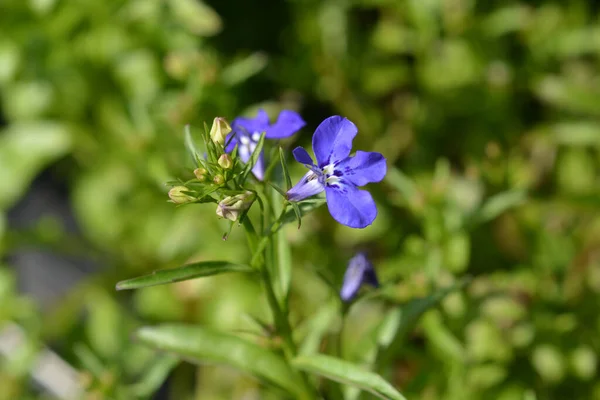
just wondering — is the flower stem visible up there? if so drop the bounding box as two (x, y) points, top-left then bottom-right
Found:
(244, 209), (318, 400)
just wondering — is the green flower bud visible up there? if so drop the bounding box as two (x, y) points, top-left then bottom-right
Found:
(194, 168), (207, 181)
(216, 191), (256, 221)
(209, 117), (232, 145)
(213, 174), (225, 185)
(168, 186), (195, 204)
(218, 154), (233, 170)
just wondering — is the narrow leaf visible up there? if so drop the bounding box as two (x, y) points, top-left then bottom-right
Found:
(267, 181), (287, 198)
(298, 299), (338, 355)
(280, 198), (326, 226)
(378, 278), (470, 367)
(73, 343), (104, 377)
(473, 189), (526, 225)
(184, 125), (202, 167)
(273, 191), (292, 307)
(136, 324), (305, 398)
(293, 354), (407, 400)
(263, 146), (282, 181)
(384, 167), (418, 204)
(279, 147), (292, 190)
(116, 261), (253, 290)
(130, 355), (179, 397)
(290, 202), (302, 229)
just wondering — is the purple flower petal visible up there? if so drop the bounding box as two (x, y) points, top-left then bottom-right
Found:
(231, 109), (270, 135)
(251, 152), (265, 181)
(325, 184), (377, 228)
(292, 146), (315, 166)
(237, 140), (252, 164)
(225, 134), (238, 153)
(266, 110), (305, 139)
(340, 252), (379, 301)
(337, 151), (387, 187)
(286, 170), (325, 202)
(313, 116), (358, 167)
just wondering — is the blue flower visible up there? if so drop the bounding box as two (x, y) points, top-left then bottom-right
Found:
(340, 252), (379, 302)
(226, 109), (305, 180)
(286, 116), (387, 228)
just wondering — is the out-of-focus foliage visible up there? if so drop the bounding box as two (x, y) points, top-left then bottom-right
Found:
(1, 0), (600, 398)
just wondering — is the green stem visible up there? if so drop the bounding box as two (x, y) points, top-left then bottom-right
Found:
(337, 307), (348, 359)
(243, 210), (318, 400)
(260, 263), (296, 359)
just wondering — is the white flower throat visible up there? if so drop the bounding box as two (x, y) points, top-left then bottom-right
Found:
(238, 132), (261, 159)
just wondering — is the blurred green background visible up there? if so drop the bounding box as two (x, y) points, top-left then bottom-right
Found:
(1, 0), (600, 399)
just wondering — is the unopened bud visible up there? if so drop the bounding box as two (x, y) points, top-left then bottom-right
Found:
(213, 174), (225, 185)
(216, 191), (256, 221)
(218, 154), (233, 170)
(194, 168), (208, 181)
(209, 117), (232, 145)
(168, 186), (195, 204)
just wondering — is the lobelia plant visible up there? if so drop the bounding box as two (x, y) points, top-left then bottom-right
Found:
(116, 112), (465, 400)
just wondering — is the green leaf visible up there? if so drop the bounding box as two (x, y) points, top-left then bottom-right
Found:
(280, 198), (326, 226)
(378, 278), (470, 367)
(279, 147), (292, 190)
(184, 124), (203, 167)
(293, 354), (407, 400)
(240, 131), (265, 183)
(170, 0), (222, 36)
(136, 324), (306, 398)
(221, 52), (268, 86)
(130, 355), (179, 397)
(263, 146), (283, 181)
(290, 202), (302, 229)
(116, 261), (253, 290)
(273, 191), (292, 307)
(0, 122), (71, 209)
(73, 343), (105, 377)
(384, 166), (418, 204)
(298, 299), (338, 356)
(266, 181), (287, 198)
(472, 189), (526, 225)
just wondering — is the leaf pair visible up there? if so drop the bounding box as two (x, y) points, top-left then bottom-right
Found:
(136, 324), (407, 400)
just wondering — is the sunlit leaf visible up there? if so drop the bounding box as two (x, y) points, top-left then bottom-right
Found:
(378, 278), (470, 367)
(280, 198), (326, 226)
(129, 355), (179, 397)
(0, 122), (71, 209)
(279, 147), (292, 190)
(184, 124), (203, 167)
(136, 324), (306, 398)
(293, 354), (407, 400)
(473, 190), (527, 225)
(116, 261), (253, 290)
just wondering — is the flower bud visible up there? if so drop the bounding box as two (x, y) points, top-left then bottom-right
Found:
(194, 167), (207, 181)
(216, 191), (256, 221)
(340, 252), (379, 302)
(168, 186), (195, 204)
(213, 174), (225, 185)
(209, 117), (232, 145)
(218, 154), (233, 170)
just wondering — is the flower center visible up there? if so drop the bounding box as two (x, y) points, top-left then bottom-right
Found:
(321, 163), (341, 186)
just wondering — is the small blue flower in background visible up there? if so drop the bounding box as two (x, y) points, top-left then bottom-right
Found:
(340, 252), (379, 302)
(286, 116), (387, 228)
(226, 109), (305, 180)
